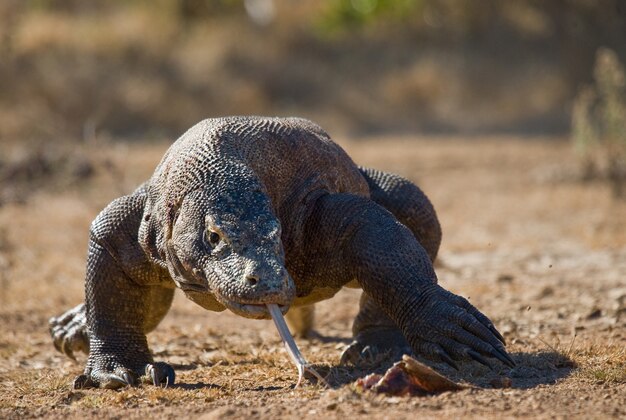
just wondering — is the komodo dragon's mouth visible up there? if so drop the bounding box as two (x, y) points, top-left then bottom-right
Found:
(223, 299), (289, 319)
(178, 283), (208, 293)
(178, 281), (291, 318)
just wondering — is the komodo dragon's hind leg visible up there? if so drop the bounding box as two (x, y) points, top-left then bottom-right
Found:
(285, 305), (315, 337)
(358, 167), (441, 262)
(339, 293), (412, 364)
(50, 303), (89, 360)
(341, 168), (442, 365)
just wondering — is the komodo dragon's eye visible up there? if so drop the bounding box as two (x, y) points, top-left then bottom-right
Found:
(204, 230), (221, 248)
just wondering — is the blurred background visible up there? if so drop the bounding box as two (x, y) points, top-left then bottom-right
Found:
(0, 0), (624, 141)
(0, 0), (625, 203)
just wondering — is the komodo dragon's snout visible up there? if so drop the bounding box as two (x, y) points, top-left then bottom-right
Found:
(164, 188), (295, 319)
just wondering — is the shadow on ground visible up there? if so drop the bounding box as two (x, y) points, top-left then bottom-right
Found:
(296, 350), (576, 391)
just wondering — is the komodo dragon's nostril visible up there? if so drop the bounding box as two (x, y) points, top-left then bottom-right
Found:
(246, 275), (259, 287)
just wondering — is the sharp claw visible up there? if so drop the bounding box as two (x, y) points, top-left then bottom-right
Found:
(493, 346), (516, 367)
(61, 339), (76, 361)
(73, 374), (94, 389)
(467, 350), (493, 370)
(146, 363), (176, 387)
(360, 345), (374, 360)
(150, 366), (158, 386)
(339, 353), (349, 366)
(339, 345), (357, 366)
(53, 337), (62, 354)
(489, 325), (506, 345)
(166, 369), (175, 387)
(110, 374), (127, 385)
(437, 350), (459, 370)
(122, 371), (135, 386)
(490, 348), (516, 368)
(106, 374), (129, 389)
(502, 351), (516, 367)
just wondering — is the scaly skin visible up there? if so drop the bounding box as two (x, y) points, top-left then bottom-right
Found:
(49, 116), (514, 389)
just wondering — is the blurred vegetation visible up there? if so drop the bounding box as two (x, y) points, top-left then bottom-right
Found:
(318, 0), (421, 31)
(572, 48), (626, 199)
(0, 0), (624, 142)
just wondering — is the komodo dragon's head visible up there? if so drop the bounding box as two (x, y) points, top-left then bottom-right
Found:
(163, 187), (296, 319)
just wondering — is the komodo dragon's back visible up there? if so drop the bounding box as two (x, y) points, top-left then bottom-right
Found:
(149, 116), (369, 212)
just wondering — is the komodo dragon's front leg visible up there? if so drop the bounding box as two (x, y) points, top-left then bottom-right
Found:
(50, 190), (176, 389)
(306, 193), (514, 369)
(286, 168), (444, 347)
(341, 168), (443, 363)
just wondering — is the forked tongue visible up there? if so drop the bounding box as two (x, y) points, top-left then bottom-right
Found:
(266, 303), (328, 388)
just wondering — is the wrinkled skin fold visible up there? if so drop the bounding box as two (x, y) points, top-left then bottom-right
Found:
(48, 116), (514, 389)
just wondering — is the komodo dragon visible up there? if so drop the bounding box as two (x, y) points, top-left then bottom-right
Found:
(49, 116), (514, 389)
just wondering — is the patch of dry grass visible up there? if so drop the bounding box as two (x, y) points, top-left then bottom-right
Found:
(573, 343), (626, 384)
(1, 369), (72, 410)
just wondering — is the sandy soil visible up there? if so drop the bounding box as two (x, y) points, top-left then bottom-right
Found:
(0, 135), (624, 419)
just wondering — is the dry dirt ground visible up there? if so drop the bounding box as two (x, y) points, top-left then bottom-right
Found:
(0, 135), (625, 419)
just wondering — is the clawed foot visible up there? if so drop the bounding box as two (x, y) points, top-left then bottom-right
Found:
(340, 329), (412, 366)
(49, 304), (89, 360)
(343, 286), (517, 372)
(406, 285), (516, 371)
(74, 361), (175, 390)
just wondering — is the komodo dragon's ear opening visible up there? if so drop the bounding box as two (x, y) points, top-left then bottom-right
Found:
(164, 198), (182, 241)
(162, 198), (196, 283)
(137, 204), (167, 270)
(138, 215), (167, 270)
